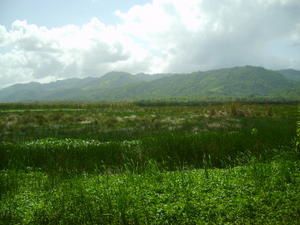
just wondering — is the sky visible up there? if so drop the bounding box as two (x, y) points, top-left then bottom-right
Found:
(0, 0), (300, 87)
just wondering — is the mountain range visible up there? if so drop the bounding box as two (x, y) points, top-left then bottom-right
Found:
(0, 66), (299, 102)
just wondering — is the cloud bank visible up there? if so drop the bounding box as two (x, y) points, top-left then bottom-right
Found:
(0, 0), (300, 87)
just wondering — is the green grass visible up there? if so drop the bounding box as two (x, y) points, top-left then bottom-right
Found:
(1, 159), (299, 225)
(0, 122), (295, 172)
(0, 102), (299, 224)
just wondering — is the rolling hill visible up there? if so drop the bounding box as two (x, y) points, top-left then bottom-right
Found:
(277, 69), (300, 81)
(0, 66), (299, 102)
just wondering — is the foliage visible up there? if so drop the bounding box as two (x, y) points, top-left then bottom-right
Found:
(1, 160), (299, 225)
(297, 105), (300, 150)
(0, 103), (299, 224)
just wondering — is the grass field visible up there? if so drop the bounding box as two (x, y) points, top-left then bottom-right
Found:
(0, 102), (299, 224)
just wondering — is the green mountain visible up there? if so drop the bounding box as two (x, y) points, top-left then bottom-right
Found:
(277, 69), (300, 81)
(0, 66), (299, 102)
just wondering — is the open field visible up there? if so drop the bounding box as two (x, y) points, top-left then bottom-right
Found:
(0, 102), (299, 224)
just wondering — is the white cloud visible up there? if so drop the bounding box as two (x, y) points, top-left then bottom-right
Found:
(0, 0), (300, 87)
(0, 18), (152, 87)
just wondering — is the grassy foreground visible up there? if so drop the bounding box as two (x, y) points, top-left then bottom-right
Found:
(1, 158), (300, 225)
(0, 102), (299, 224)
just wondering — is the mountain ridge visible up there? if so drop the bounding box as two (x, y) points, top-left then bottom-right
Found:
(0, 66), (299, 102)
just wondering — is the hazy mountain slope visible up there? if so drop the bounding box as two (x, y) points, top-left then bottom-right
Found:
(195, 66), (292, 96)
(0, 66), (299, 102)
(134, 73), (181, 81)
(84, 72), (142, 90)
(98, 66), (296, 100)
(84, 66), (299, 100)
(0, 77), (99, 101)
(277, 69), (300, 81)
(0, 72), (142, 102)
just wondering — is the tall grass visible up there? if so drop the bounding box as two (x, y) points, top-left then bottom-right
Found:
(0, 119), (295, 173)
(297, 104), (300, 151)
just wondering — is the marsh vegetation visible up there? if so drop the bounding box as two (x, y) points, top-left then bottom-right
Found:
(0, 102), (299, 224)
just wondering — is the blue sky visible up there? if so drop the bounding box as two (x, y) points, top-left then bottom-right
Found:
(0, 0), (149, 27)
(0, 0), (299, 87)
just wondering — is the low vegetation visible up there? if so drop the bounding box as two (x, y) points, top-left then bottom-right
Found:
(0, 102), (299, 224)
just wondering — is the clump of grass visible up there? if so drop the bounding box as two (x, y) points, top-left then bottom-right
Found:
(0, 116), (295, 173)
(266, 105), (273, 117)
